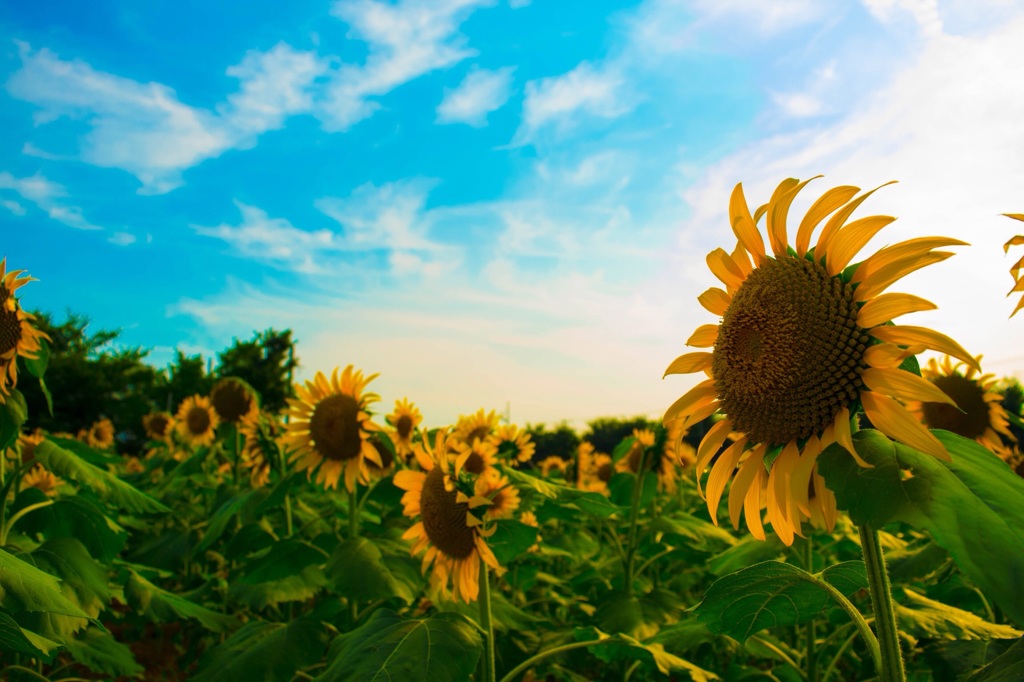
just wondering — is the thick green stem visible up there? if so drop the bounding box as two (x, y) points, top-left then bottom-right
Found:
(813, 574), (881, 674)
(284, 493), (294, 537)
(479, 559), (497, 682)
(498, 640), (610, 682)
(859, 524), (905, 682)
(232, 426), (240, 486)
(623, 451), (647, 595)
(348, 485), (359, 625)
(805, 540), (818, 682)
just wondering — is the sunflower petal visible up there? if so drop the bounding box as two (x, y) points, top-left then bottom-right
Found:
(817, 182), (897, 259)
(664, 379), (718, 424)
(687, 324), (720, 348)
(795, 185), (859, 256)
(744, 466), (767, 541)
(833, 406), (872, 468)
(766, 177), (800, 256)
(698, 287), (732, 316)
(869, 325), (980, 372)
(827, 215), (897, 276)
(707, 248), (745, 292)
(861, 391), (950, 461)
(664, 352), (713, 378)
(864, 342), (926, 369)
(728, 449), (764, 530)
(729, 183), (767, 264)
(861, 367), (958, 407)
(705, 437), (748, 526)
(852, 237), (968, 284)
(694, 418), (733, 496)
(854, 252), (953, 302)
(857, 293), (937, 328)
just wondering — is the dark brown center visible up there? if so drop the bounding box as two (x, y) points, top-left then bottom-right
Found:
(0, 304), (22, 356)
(419, 467), (476, 559)
(365, 437), (393, 470)
(309, 394), (362, 461)
(462, 450), (485, 474)
(396, 414), (413, 440)
(211, 379), (254, 423)
(597, 462), (613, 482)
(712, 254), (869, 446)
(147, 413), (171, 439)
(921, 374), (990, 439)
(187, 407), (211, 435)
(467, 425), (490, 444)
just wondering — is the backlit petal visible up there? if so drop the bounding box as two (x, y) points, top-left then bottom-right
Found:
(857, 293), (937, 328)
(869, 325), (980, 372)
(664, 352), (714, 377)
(795, 185), (859, 256)
(861, 391), (950, 461)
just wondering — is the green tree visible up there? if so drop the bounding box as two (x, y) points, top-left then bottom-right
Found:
(584, 416), (656, 455)
(215, 328), (297, 412)
(524, 422), (580, 464)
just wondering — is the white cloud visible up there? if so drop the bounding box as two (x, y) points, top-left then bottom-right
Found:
(318, 0), (488, 131)
(0, 171), (102, 230)
(1, 200), (26, 216)
(436, 66), (514, 126)
(109, 232), (137, 246)
(518, 62), (628, 139)
(8, 42), (325, 194)
(862, 0), (943, 36)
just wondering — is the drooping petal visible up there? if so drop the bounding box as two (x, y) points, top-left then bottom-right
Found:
(826, 215), (897, 276)
(729, 183), (767, 264)
(706, 248), (746, 292)
(728, 448), (764, 530)
(869, 325), (980, 372)
(687, 324), (720, 348)
(766, 177), (801, 256)
(795, 185), (859, 256)
(664, 379), (718, 424)
(816, 182), (897, 259)
(694, 418), (733, 496)
(861, 367), (959, 407)
(857, 293), (937, 328)
(861, 391), (950, 461)
(833, 406), (872, 468)
(664, 352), (714, 377)
(743, 466), (767, 541)
(705, 437), (748, 526)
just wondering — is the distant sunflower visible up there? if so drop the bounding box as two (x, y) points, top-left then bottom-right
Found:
(539, 455), (569, 478)
(0, 259), (49, 402)
(16, 430), (45, 463)
(394, 429), (503, 603)
(665, 417), (697, 470)
(578, 449), (613, 494)
(453, 408), (501, 447)
(907, 355), (1014, 456)
(665, 177), (976, 545)
(23, 464), (62, 496)
(210, 377), (259, 424)
(142, 411), (175, 443)
(1004, 213), (1024, 317)
(493, 424), (536, 464)
(283, 366), (383, 492)
(123, 457), (146, 474)
(474, 469), (521, 520)
(386, 398), (422, 460)
(175, 395), (220, 448)
(614, 428), (680, 493)
(239, 412), (282, 488)
(80, 418), (116, 450)
(452, 437), (499, 478)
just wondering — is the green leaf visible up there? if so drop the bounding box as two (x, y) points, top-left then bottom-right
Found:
(34, 440), (169, 514)
(13, 489), (128, 563)
(325, 537), (416, 604)
(253, 472), (303, 515)
(32, 537), (112, 618)
(611, 436), (636, 463)
(818, 429), (1024, 626)
(0, 611), (61, 660)
(649, 512), (738, 552)
(239, 538), (325, 585)
(966, 636), (1024, 682)
(487, 519), (538, 564)
(47, 435), (120, 465)
(229, 566), (326, 610)
(693, 560), (866, 642)
(503, 466), (619, 517)
(0, 548), (91, 618)
(924, 639), (1018, 682)
(896, 589), (1022, 641)
(708, 535), (786, 576)
(195, 492), (253, 554)
(193, 618), (329, 682)
(65, 626), (144, 679)
(125, 570), (236, 633)
(0, 388), (28, 451)
(574, 626), (719, 680)
(23, 338), (49, 378)
(315, 609), (482, 682)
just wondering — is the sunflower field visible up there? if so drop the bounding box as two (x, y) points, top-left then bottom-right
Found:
(3, 181), (1024, 682)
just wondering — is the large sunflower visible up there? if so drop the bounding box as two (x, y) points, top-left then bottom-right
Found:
(665, 177), (976, 545)
(906, 355), (1014, 457)
(393, 429), (503, 603)
(1004, 213), (1024, 317)
(386, 398), (423, 460)
(175, 395), (220, 448)
(210, 377), (259, 425)
(0, 259), (49, 402)
(283, 366), (383, 492)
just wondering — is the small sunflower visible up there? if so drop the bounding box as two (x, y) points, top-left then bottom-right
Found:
(393, 429), (503, 603)
(23, 464), (62, 496)
(539, 455), (569, 478)
(906, 355), (1014, 456)
(239, 412), (282, 488)
(283, 366), (383, 492)
(614, 428), (680, 494)
(665, 177), (977, 545)
(520, 510), (541, 553)
(578, 449), (613, 494)
(0, 259), (49, 402)
(1004, 213), (1024, 317)
(474, 469), (521, 520)
(80, 418), (116, 450)
(493, 424), (536, 464)
(665, 417), (698, 470)
(452, 437), (499, 478)
(175, 395), (220, 448)
(453, 408), (501, 447)
(142, 411), (175, 443)
(576, 440), (596, 487)
(386, 398), (423, 460)
(16, 429), (45, 463)
(123, 457), (146, 474)
(210, 377), (259, 425)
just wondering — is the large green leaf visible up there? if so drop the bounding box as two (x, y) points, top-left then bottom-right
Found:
(487, 519), (538, 564)
(239, 538), (326, 585)
(34, 440), (169, 514)
(195, 492), (255, 554)
(125, 570), (236, 633)
(315, 609), (482, 682)
(47, 435), (120, 466)
(924, 639), (1018, 682)
(193, 618), (329, 682)
(325, 537), (416, 604)
(503, 467), (619, 517)
(693, 560), (866, 642)
(229, 566), (327, 610)
(818, 429), (1024, 626)
(0, 548), (90, 618)
(0, 610), (61, 660)
(707, 535), (785, 576)
(574, 626), (719, 680)
(649, 512), (737, 552)
(896, 589), (1022, 641)
(13, 489), (128, 563)
(32, 537), (112, 618)
(0, 388), (28, 451)
(966, 637), (1024, 682)
(65, 626), (144, 679)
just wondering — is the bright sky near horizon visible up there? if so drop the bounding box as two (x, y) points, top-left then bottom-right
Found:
(3, 0), (1024, 429)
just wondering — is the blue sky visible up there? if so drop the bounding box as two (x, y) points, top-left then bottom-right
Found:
(3, 0), (1024, 428)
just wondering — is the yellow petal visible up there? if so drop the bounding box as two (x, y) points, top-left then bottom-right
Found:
(731, 241), (752, 277)
(766, 177), (800, 256)
(869, 325), (980, 372)
(664, 352), (713, 378)
(854, 251), (953, 302)
(698, 287), (732, 316)
(705, 437), (748, 526)
(857, 293), (937, 328)
(852, 236), (968, 284)
(795, 185), (859, 256)
(687, 324), (720, 348)
(832, 406), (872, 468)
(728, 450), (764, 530)
(861, 367), (958, 407)
(816, 181), (897, 259)
(826, 215), (896, 276)
(664, 379), (718, 424)
(753, 202), (768, 225)
(694, 418), (733, 497)
(791, 438), (820, 516)
(864, 342), (926, 369)
(860, 391), (950, 461)
(729, 183), (767, 264)
(706, 248), (745, 292)
(744, 466), (767, 541)
(1011, 294), (1024, 318)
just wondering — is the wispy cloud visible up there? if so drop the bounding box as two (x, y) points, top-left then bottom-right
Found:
(517, 62), (628, 141)
(436, 66), (514, 126)
(0, 171), (102, 230)
(318, 0), (489, 131)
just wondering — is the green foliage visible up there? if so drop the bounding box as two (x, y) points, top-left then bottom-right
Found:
(525, 421), (580, 464)
(64, 626), (144, 679)
(325, 538), (418, 604)
(0, 548), (91, 619)
(193, 618), (329, 682)
(125, 570), (237, 633)
(585, 416), (655, 455)
(216, 328), (297, 412)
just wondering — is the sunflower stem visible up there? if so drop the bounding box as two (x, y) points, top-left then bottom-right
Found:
(623, 450), (647, 596)
(804, 538), (818, 682)
(348, 485), (360, 627)
(479, 559), (497, 682)
(232, 424), (240, 486)
(859, 524), (905, 682)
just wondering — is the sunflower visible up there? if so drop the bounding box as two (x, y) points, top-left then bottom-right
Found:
(665, 417), (697, 470)
(665, 177), (976, 545)
(453, 408), (501, 447)
(210, 377), (259, 424)
(364, 435), (395, 479)
(493, 424), (536, 464)
(906, 355), (1014, 457)
(123, 457), (146, 474)
(1004, 214), (1024, 317)
(239, 412), (282, 488)
(393, 429), (503, 603)
(386, 398), (422, 460)
(539, 455), (569, 478)
(576, 440), (595, 487)
(283, 366), (382, 492)
(15, 429), (45, 463)
(520, 510), (541, 553)
(0, 259), (49, 402)
(23, 464), (62, 496)
(452, 437), (499, 478)
(80, 418), (116, 450)
(578, 448), (613, 494)
(142, 411), (175, 443)
(614, 428), (680, 494)
(175, 395), (220, 448)
(474, 469), (521, 520)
